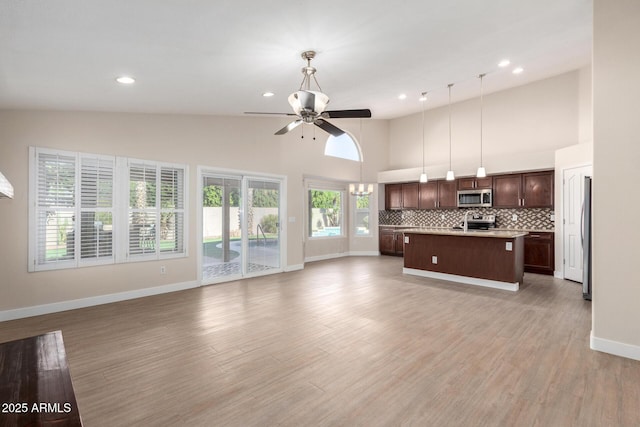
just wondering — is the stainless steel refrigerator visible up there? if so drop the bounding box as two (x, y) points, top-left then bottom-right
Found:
(583, 176), (592, 300)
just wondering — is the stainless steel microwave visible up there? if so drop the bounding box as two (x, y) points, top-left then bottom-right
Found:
(457, 189), (492, 208)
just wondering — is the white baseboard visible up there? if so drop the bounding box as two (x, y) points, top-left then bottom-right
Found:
(284, 264), (304, 272)
(0, 280), (199, 322)
(554, 271), (564, 279)
(590, 331), (640, 361)
(403, 267), (519, 292)
(304, 253), (348, 263)
(348, 251), (381, 257)
(305, 251), (381, 264)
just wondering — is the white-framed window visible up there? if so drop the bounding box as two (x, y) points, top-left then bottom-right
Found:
(127, 160), (185, 259)
(308, 188), (344, 238)
(324, 132), (362, 162)
(354, 194), (371, 236)
(29, 147), (187, 272)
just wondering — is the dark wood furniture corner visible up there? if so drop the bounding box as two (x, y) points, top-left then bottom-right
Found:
(0, 330), (83, 426)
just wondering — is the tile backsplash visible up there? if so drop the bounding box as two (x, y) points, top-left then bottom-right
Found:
(379, 207), (554, 230)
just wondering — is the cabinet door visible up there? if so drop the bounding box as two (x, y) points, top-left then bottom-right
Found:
(493, 174), (522, 208)
(379, 228), (396, 255)
(402, 183), (420, 209)
(522, 171), (554, 208)
(524, 232), (554, 275)
(457, 178), (476, 191)
(385, 184), (403, 210)
(475, 176), (493, 189)
(418, 181), (438, 209)
(438, 180), (458, 208)
(458, 177), (493, 190)
(395, 232), (404, 255)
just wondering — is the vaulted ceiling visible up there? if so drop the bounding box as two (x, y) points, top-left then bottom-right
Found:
(0, 0), (592, 119)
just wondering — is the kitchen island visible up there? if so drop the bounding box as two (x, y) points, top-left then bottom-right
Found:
(401, 228), (528, 291)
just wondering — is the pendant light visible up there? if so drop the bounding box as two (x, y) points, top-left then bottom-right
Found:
(446, 84), (455, 181)
(350, 119), (373, 196)
(476, 74), (487, 178)
(419, 92), (428, 183)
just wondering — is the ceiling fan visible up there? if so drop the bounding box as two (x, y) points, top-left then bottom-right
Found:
(245, 51), (372, 137)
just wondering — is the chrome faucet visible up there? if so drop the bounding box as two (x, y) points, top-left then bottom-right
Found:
(463, 210), (477, 233)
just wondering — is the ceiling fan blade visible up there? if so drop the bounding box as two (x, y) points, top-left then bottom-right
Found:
(323, 109), (372, 119)
(314, 119), (345, 137)
(275, 120), (303, 135)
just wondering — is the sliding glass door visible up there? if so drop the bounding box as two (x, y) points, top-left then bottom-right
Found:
(201, 172), (282, 283)
(246, 178), (281, 273)
(202, 175), (242, 280)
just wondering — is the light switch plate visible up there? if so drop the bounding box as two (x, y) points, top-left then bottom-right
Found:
(512, 214), (518, 222)
(506, 242), (513, 251)
(404, 235), (409, 244)
(431, 256), (438, 264)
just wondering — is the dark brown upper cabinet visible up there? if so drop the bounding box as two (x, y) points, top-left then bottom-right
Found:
(418, 181), (438, 209)
(437, 180), (458, 208)
(402, 183), (420, 209)
(385, 183), (403, 210)
(493, 171), (554, 208)
(458, 176), (493, 190)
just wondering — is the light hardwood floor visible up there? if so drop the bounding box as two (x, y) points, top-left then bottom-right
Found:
(1, 256), (639, 426)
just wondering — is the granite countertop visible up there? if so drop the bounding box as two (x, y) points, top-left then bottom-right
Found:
(380, 225), (553, 233)
(396, 227), (529, 238)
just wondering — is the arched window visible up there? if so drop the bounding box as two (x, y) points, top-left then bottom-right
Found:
(324, 132), (362, 162)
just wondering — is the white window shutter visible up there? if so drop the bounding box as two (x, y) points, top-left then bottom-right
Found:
(128, 162), (158, 258)
(34, 150), (77, 269)
(160, 166), (185, 254)
(79, 155), (115, 264)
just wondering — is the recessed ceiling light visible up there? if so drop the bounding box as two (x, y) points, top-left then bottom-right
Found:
(116, 76), (135, 84)
(398, 93), (407, 100)
(512, 67), (524, 75)
(262, 92), (274, 97)
(498, 59), (511, 68)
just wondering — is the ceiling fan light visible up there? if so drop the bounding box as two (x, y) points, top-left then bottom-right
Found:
(288, 90), (329, 115)
(476, 166), (487, 178)
(446, 170), (455, 181)
(419, 172), (428, 183)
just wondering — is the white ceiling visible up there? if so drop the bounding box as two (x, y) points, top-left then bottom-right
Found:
(0, 0), (592, 119)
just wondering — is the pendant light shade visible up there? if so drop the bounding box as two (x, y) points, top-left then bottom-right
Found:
(476, 74), (487, 178)
(418, 92), (428, 183)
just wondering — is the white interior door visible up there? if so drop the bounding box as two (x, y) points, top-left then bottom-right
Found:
(563, 165), (592, 282)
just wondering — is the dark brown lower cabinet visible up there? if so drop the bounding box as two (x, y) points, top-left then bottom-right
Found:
(524, 232), (554, 275)
(379, 227), (404, 256)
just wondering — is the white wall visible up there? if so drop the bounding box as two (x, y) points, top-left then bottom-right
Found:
(592, 0), (640, 360)
(0, 110), (389, 313)
(386, 70), (583, 178)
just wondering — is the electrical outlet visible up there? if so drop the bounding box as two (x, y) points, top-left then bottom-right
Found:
(431, 256), (438, 264)
(512, 214), (518, 222)
(160, 265), (166, 274)
(550, 214), (555, 221)
(441, 214), (445, 220)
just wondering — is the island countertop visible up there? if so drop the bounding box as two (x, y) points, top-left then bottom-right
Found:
(397, 227), (529, 239)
